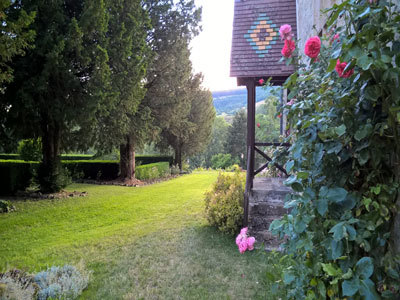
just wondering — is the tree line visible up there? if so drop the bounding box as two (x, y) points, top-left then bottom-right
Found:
(0, 0), (215, 192)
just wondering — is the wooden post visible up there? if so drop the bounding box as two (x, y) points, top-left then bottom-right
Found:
(244, 79), (256, 227)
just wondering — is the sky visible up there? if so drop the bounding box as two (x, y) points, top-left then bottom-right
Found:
(190, 0), (241, 92)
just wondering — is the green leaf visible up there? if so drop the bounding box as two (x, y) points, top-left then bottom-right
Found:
(321, 263), (341, 277)
(331, 239), (343, 259)
(354, 124), (372, 141)
(356, 7), (371, 19)
(329, 222), (345, 241)
(283, 272), (295, 284)
(357, 54), (373, 71)
(356, 257), (374, 279)
(345, 224), (357, 241)
(349, 45), (364, 58)
(358, 149), (370, 166)
(327, 59), (338, 72)
(317, 280), (326, 298)
(342, 277), (360, 296)
(359, 278), (380, 300)
(387, 268), (400, 280)
(297, 172), (309, 179)
(381, 54), (392, 63)
(326, 188), (348, 203)
(335, 124), (346, 137)
(316, 198), (328, 216)
(286, 160), (294, 173)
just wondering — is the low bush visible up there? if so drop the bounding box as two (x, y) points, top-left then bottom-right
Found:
(136, 162), (170, 180)
(204, 170), (245, 235)
(0, 200), (16, 213)
(210, 153), (237, 170)
(62, 160), (119, 180)
(0, 160), (37, 195)
(17, 138), (42, 161)
(34, 264), (90, 300)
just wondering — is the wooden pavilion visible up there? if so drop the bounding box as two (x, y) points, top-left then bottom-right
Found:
(230, 0), (297, 226)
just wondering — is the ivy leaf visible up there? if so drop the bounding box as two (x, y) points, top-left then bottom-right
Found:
(316, 198), (328, 216)
(342, 277), (360, 297)
(359, 278), (380, 300)
(326, 188), (348, 203)
(355, 257), (374, 279)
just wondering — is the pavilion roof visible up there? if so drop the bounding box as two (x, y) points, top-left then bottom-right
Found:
(230, 0), (297, 85)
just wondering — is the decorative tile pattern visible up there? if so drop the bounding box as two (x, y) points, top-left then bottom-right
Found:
(243, 13), (279, 58)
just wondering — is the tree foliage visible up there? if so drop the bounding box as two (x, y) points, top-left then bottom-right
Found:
(2, 0), (111, 192)
(270, 1), (400, 298)
(225, 109), (247, 168)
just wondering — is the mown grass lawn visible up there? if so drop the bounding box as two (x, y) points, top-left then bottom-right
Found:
(0, 171), (279, 299)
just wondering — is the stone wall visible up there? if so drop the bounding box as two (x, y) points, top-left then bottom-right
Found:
(296, 0), (340, 56)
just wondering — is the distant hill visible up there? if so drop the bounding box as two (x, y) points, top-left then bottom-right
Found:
(212, 87), (276, 115)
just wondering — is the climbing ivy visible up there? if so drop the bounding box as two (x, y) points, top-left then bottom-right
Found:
(270, 1), (400, 299)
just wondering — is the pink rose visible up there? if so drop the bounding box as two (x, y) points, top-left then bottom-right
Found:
(258, 79), (264, 85)
(257, 123), (260, 128)
(304, 36), (321, 59)
(281, 39), (295, 58)
(279, 24), (293, 41)
(240, 227), (248, 235)
(246, 237), (255, 250)
(335, 60), (354, 78)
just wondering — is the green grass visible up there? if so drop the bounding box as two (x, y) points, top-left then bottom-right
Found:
(0, 171), (283, 299)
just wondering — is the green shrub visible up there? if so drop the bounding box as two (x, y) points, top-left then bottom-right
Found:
(61, 154), (94, 160)
(135, 162), (170, 180)
(0, 160), (37, 195)
(17, 138), (42, 161)
(204, 170), (245, 235)
(0, 154), (20, 160)
(62, 160), (119, 180)
(136, 155), (173, 166)
(210, 153), (236, 169)
(0, 200), (15, 213)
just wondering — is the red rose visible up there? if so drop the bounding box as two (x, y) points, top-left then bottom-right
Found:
(281, 39), (295, 58)
(304, 36), (321, 58)
(258, 79), (264, 85)
(335, 60), (354, 78)
(277, 114), (282, 118)
(257, 123), (260, 128)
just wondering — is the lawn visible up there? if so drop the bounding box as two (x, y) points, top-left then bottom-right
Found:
(0, 171), (279, 299)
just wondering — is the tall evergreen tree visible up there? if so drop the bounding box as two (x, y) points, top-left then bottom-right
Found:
(0, 0), (35, 151)
(2, 0), (111, 192)
(93, 0), (152, 181)
(161, 73), (215, 169)
(225, 109), (247, 168)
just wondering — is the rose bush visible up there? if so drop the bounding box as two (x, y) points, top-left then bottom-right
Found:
(270, 1), (400, 299)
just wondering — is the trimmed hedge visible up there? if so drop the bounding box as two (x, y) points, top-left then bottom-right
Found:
(0, 160), (172, 194)
(0, 154), (20, 160)
(0, 154), (173, 165)
(0, 160), (38, 195)
(136, 162), (170, 180)
(136, 155), (173, 166)
(62, 160), (119, 180)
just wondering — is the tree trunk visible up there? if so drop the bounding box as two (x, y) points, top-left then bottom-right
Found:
(175, 146), (182, 171)
(39, 117), (62, 193)
(119, 135), (135, 180)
